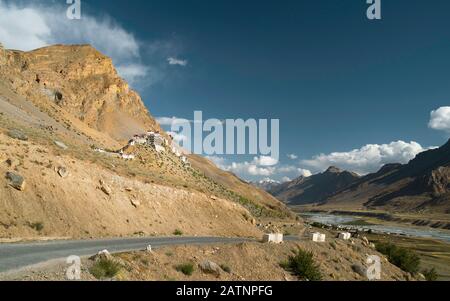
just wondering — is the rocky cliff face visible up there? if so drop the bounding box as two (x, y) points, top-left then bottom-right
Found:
(0, 44), (161, 141)
(0, 43), (293, 242)
(422, 167), (450, 197)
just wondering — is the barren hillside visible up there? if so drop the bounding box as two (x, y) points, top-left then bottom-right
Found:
(0, 43), (291, 241)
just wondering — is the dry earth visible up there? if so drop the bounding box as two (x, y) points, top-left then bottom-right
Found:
(1, 237), (410, 281)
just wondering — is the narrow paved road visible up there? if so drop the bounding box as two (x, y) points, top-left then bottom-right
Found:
(0, 236), (299, 273)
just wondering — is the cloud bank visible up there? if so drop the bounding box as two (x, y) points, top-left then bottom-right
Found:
(301, 141), (433, 175)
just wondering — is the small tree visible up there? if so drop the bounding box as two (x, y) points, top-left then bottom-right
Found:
(282, 248), (322, 281)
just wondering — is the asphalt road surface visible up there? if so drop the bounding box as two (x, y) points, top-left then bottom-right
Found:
(0, 236), (299, 273)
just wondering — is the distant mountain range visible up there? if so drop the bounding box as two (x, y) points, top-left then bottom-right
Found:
(252, 178), (282, 192)
(267, 139), (450, 213)
(269, 166), (360, 205)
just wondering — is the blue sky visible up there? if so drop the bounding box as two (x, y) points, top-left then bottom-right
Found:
(1, 0), (450, 182)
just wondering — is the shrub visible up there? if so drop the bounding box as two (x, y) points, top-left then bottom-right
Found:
(376, 243), (420, 274)
(282, 248), (322, 281)
(173, 229), (183, 236)
(422, 268), (438, 281)
(29, 222), (44, 232)
(176, 263), (194, 276)
(89, 259), (122, 279)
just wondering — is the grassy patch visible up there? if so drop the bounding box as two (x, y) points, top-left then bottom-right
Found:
(281, 248), (322, 281)
(28, 222), (44, 232)
(173, 229), (183, 236)
(422, 268), (438, 281)
(89, 259), (122, 279)
(376, 242), (421, 274)
(176, 263), (194, 276)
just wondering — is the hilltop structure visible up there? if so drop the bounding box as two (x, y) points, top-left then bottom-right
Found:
(94, 131), (190, 166)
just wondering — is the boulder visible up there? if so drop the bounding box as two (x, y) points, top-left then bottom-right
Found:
(57, 167), (69, 178)
(54, 141), (68, 150)
(6, 158), (20, 168)
(8, 129), (28, 141)
(351, 264), (367, 278)
(199, 260), (221, 277)
(417, 273), (426, 281)
(90, 249), (113, 261)
(130, 199), (141, 208)
(99, 180), (112, 196)
(361, 236), (370, 246)
(6, 172), (26, 191)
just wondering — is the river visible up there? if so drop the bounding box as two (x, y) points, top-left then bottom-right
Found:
(300, 213), (450, 243)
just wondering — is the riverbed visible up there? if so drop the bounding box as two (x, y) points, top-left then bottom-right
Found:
(300, 213), (450, 243)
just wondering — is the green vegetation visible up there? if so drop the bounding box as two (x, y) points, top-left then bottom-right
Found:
(281, 248), (322, 281)
(176, 263), (194, 276)
(173, 229), (183, 236)
(368, 233), (450, 280)
(310, 222), (325, 229)
(422, 268), (438, 281)
(376, 242), (421, 274)
(89, 259), (122, 279)
(28, 222), (44, 232)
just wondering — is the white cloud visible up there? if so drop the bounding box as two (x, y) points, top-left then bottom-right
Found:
(253, 156), (278, 166)
(429, 107), (450, 132)
(168, 57), (188, 66)
(281, 176), (292, 183)
(206, 156), (276, 177)
(0, 4), (50, 51)
(206, 155), (311, 181)
(301, 141), (433, 175)
(116, 64), (149, 85)
(156, 116), (192, 129)
(287, 154), (298, 160)
(297, 168), (312, 177)
(205, 156), (227, 168)
(0, 1), (160, 86)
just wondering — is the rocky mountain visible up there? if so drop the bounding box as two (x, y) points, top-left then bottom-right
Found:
(269, 140), (449, 214)
(0, 44), (161, 142)
(323, 139), (450, 213)
(252, 178), (281, 192)
(269, 166), (360, 205)
(0, 43), (291, 241)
